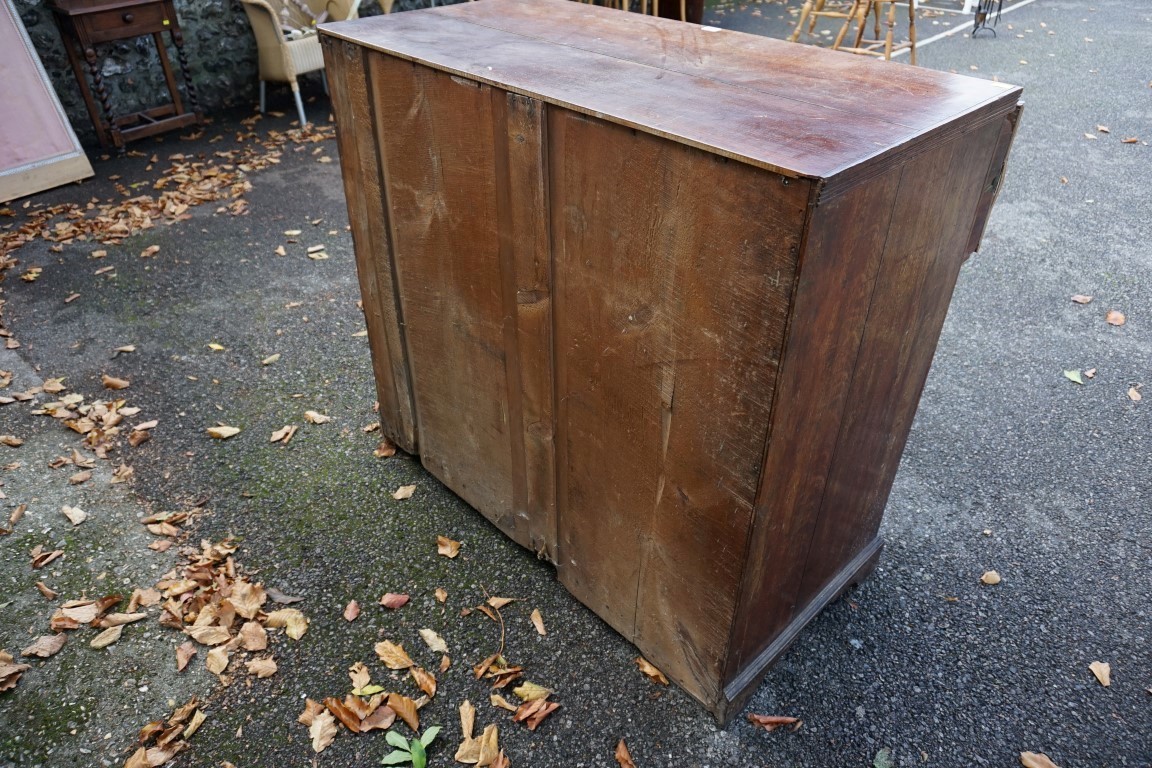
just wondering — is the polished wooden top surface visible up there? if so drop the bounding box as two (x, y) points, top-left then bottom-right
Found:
(321, 0), (1021, 190)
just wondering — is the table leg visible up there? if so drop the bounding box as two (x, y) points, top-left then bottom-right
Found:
(60, 34), (109, 147)
(153, 31), (185, 114)
(83, 45), (120, 148)
(170, 26), (202, 118)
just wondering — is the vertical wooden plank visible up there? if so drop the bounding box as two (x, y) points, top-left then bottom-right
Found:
(492, 91), (557, 558)
(795, 118), (1009, 606)
(726, 166), (904, 681)
(368, 56), (517, 526)
(549, 108), (806, 703)
(322, 39), (417, 452)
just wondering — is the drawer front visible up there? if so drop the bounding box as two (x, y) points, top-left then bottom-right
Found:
(81, 2), (171, 43)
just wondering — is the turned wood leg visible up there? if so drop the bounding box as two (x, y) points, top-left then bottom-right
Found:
(171, 27), (201, 117)
(883, 0), (896, 59)
(62, 36), (108, 147)
(153, 31), (185, 114)
(83, 46), (119, 148)
(790, 0), (816, 41)
(907, 0), (917, 64)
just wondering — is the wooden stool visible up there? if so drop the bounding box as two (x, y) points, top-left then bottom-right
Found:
(833, 0), (917, 64)
(791, 0), (916, 64)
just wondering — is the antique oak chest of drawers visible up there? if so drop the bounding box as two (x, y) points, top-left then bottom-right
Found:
(320, 0), (1021, 722)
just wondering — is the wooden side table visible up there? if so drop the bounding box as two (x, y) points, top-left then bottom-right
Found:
(48, 0), (202, 149)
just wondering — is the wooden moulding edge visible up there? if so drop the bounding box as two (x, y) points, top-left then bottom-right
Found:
(715, 536), (884, 725)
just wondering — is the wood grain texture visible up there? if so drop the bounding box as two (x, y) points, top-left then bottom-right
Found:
(795, 115), (1011, 607)
(548, 109), (807, 704)
(321, 0), (1022, 197)
(369, 54), (518, 532)
(492, 90), (557, 558)
(322, 0), (1023, 723)
(726, 166), (903, 679)
(322, 38), (417, 452)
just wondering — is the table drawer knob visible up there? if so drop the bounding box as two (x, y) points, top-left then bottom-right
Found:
(122, 12), (134, 22)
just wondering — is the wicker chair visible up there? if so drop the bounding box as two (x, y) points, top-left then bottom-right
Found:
(239, 0), (364, 126)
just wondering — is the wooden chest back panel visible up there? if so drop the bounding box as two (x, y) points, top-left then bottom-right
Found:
(370, 56), (519, 528)
(325, 40), (418, 453)
(548, 109), (807, 703)
(321, 0), (1023, 721)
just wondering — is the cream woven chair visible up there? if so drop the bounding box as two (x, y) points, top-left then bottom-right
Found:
(240, 0), (364, 126)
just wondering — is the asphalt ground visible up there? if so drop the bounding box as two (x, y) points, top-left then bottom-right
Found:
(1, 1), (1149, 766)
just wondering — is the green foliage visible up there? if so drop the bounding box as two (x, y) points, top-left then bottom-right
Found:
(381, 726), (441, 768)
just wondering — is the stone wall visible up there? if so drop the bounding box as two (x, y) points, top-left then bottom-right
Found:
(14, 0), (455, 147)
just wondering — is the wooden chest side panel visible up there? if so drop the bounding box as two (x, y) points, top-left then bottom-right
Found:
(548, 108), (806, 703)
(795, 116), (1011, 605)
(368, 55), (518, 534)
(322, 38), (417, 452)
(727, 167), (903, 679)
(492, 91), (557, 557)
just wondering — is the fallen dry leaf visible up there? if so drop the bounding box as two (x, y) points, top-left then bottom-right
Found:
(261, 353), (280, 365)
(1105, 310), (1126, 326)
(1128, 386), (1142, 402)
(265, 608), (308, 640)
(325, 696), (361, 732)
(360, 704), (396, 732)
(1121, 137), (1140, 144)
(31, 548), (64, 569)
(101, 374), (130, 390)
(512, 681), (552, 702)
(1063, 370), (1084, 385)
(419, 628), (449, 655)
(206, 425), (241, 439)
(1089, 660), (1110, 687)
(380, 592), (410, 610)
(1070, 294), (1093, 304)
(304, 410), (331, 424)
(530, 608), (546, 636)
(393, 484), (416, 500)
(513, 697), (559, 731)
(185, 625), (231, 646)
(388, 692), (420, 732)
(487, 597), (515, 610)
(22, 634), (66, 658)
(36, 582), (57, 600)
(635, 656), (669, 685)
(490, 693), (518, 712)
(309, 710), (338, 753)
(90, 625), (123, 649)
(0, 435), (23, 447)
(349, 661), (371, 690)
(748, 713), (802, 732)
(184, 709), (206, 739)
(176, 641), (197, 671)
(374, 438), (397, 458)
(434, 588), (447, 603)
(375, 640), (414, 670)
(124, 747), (149, 768)
(343, 600), (361, 622)
(206, 646), (231, 675)
(437, 536), (461, 558)
(140, 245), (160, 258)
(113, 345), (136, 356)
(615, 739), (637, 768)
(411, 666), (437, 698)
(270, 424), (297, 444)
(981, 570), (1002, 585)
(69, 469), (92, 485)
(1020, 752), (1063, 768)
(246, 657), (278, 678)
(298, 698), (324, 727)
(61, 505), (87, 526)
(231, 581), (267, 620)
